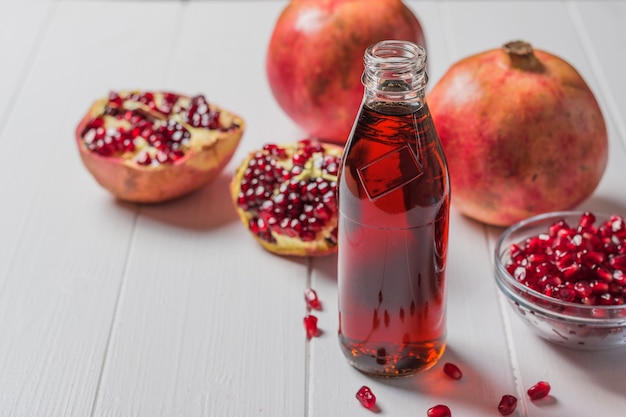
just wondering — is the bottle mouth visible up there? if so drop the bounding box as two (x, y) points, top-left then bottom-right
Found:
(362, 40), (428, 93)
(366, 40), (426, 67)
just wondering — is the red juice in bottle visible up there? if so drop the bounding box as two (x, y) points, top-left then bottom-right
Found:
(337, 40), (450, 377)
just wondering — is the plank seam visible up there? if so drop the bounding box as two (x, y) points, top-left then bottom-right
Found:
(565, 0), (626, 151)
(88, 208), (140, 417)
(304, 257), (313, 417)
(0, 1), (59, 144)
(488, 226), (529, 415)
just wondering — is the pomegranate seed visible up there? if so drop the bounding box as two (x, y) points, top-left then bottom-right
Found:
(304, 288), (322, 310)
(590, 280), (609, 294)
(580, 250), (605, 267)
(610, 216), (626, 236)
(442, 362), (462, 380)
(497, 395), (517, 415)
(598, 292), (614, 305)
(609, 254), (626, 270)
(108, 91), (123, 106)
(427, 404), (451, 417)
(292, 152), (308, 166)
(527, 381), (551, 400)
(303, 315), (319, 339)
(554, 284), (576, 302)
(555, 251), (576, 270)
(155, 150), (170, 164)
(548, 219), (570, 236)
(573, 280), (592, 298)
(595, 266), (614, 282)
(170, 149), (184, 160)
(560, 263), (581, 281)
(579, 211), (596, 228)
(249, 217), (274, 243)
(135, 150), (152, 166)
(355, 386), (376, 409)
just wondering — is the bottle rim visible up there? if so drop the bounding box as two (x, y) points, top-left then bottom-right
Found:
(362, 40), (428, 93)
(365, 40), (426, 67)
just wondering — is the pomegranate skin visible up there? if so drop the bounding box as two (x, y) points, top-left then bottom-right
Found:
(427, 41), (608, 226)
(266, 0), (425, 144)
(75, 92), (245, 203)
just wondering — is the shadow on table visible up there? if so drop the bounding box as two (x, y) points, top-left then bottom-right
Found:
(545, 341), (626, 397)
(311, 253), (338, 282)
(114, 171), (239, 230)
(374, 345), (508, 415)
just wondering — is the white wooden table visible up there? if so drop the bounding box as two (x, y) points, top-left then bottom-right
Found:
(1, 1), (625, 416)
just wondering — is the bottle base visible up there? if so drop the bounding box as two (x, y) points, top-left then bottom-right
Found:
(339, 337), (446, 378)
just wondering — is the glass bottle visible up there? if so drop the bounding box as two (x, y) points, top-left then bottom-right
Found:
(337, 40), (450, 377)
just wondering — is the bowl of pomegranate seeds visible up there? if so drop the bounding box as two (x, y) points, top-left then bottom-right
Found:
(494, 210), (626, 349)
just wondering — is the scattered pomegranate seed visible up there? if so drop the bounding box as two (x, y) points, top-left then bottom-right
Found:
(505, 211), (626, 305)
(442, 362), (463, 380)
(303, 315), (319, 339)
(497, 395), (518, 415)
(356, 386), (376, 409)
(527, 381), (551, 400)
(304, 288), (322, 310)
(427, 404), (451, 417)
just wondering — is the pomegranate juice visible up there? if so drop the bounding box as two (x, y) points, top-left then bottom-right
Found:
(338, 103), (450, 376)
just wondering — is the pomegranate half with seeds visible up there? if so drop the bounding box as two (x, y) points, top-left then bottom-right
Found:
(230, 139), (342, 256)
(76, 90), (245, 203)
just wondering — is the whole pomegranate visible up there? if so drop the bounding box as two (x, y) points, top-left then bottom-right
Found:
(427, 41), (608, 226)
(266, 0), (425, 144)
(230, 139), (342, 256)
(76, 90), (245, 203)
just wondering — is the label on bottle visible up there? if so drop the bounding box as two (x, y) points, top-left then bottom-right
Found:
(356, 144), (423, 201)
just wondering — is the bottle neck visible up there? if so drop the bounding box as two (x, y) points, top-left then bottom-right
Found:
(361, 40), (428, 111)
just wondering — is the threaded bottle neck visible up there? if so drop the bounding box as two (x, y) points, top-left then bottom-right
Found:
(362, 40), (428, 108)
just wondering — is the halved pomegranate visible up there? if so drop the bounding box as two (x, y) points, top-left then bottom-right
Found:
(230, 139), (342, 256)
(76, 90), (245, 203)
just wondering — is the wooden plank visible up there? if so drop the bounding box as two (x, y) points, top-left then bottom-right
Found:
(0, 1), (53, 135)
(90, 2), (308, 416)
(0, 1), (623, 416)
(568, 0), (626, 150)
(0, 1), (184, 416)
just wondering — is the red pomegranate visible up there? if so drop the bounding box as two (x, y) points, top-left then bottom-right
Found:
(266, 0), (426, 144)
(230, 139), (342, 256)
(427, 41), (608, 226)
(76, 90), (245, 203)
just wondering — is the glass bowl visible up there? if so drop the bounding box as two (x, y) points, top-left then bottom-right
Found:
(494, 210), (626, 350)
